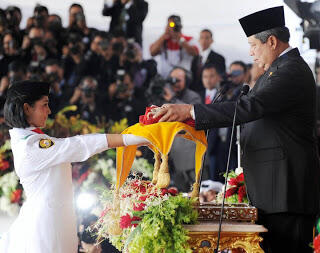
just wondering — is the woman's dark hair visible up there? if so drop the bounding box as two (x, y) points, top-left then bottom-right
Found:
(4, 80), (50, 128)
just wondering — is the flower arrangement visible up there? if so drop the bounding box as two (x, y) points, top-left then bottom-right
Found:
(216, 167), (248, 204)
(95, 178), (198, 253)
(0, 140), (23, 216)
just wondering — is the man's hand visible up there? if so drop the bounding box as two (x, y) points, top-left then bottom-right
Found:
(163, 87), (174, 102)
(152, 104), (193, 122)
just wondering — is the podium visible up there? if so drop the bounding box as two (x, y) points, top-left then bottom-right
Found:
(185, 221), (267, 253)
(185, 203), (267, 252)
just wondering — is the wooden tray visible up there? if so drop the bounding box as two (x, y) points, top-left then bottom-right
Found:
(195, 203), (258, 222)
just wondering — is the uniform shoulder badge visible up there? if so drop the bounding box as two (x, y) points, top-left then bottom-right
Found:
(39, 138), (54, 149)
(268, 72), (273, 77)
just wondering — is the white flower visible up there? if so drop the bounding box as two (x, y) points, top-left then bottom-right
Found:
(235, 167), (243, 175)
(0, 196), (20, 216)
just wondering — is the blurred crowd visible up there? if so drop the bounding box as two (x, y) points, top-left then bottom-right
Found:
(0, 2), (268, 190)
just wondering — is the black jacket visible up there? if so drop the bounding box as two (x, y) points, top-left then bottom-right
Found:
(190, 50), (226, 91)
(194, 48), (320, 214)
(102, 0), (148, 45)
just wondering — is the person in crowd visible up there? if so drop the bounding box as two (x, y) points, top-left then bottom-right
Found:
(248, 62), (265, 89)
(162, 67), (202, 191)
(4, 6), (23, 44)
(191, 29), (226, 91)
(162, 67), (201, 104)
(0, 31), (21, 79)
(198, 64), (228, 183)
(69, 76), (109, 125)
(150, 15), (198, 78)
(199, 179), (223, 203)
(151, 6), (320, 253)
(67, 3), (97, 51)
(102, 0), (148, 46)
(44, 58), (70, 115)
(108, 70), (146, 125)
(0, 80), (149, 253)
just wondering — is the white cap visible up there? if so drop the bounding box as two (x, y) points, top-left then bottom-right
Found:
(200, 180), (223, 193)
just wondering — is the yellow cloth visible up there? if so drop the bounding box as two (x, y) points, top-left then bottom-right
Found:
(116, 122), (207, 190)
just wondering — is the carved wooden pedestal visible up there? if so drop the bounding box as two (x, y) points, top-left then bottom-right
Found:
(184, 222), (267, 253)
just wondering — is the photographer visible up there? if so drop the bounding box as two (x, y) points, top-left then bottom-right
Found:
(78, 32), (113, 88)
(0, 60), (26, 114)
(108, 70), (146, 125)
(61, 32), (86, 97)
(69, 76), (108, 125)
(121, 40), (157, 93)
(4, 6), (22, 44)
(163, 67), (201, 104)
(67, 4), (97, 52)
(44, 59), (69, 116)
(102, 0), (148, 46)
(150, 15), (198, 78)
(0, 31), (20, 79)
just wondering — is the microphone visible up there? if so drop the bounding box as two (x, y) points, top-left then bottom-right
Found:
(214, 84), (249, 253)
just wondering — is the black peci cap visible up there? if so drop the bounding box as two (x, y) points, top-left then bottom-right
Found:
(239, 6), (285, 37)
(6, 80), (50, 103)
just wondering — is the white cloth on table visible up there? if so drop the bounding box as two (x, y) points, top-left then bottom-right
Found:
(0, 127), (108, 253)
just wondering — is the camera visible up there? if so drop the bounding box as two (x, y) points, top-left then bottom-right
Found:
(98, 39), (109, 51)
(145, 75), (179, 105)
(81, 87), (95, 98)
(114, 69), (128, 97)
(75, 12), (85, 22)
(68, 33), (82, 55)
(46, 72), (60, 84)
(125, 41), (136, 61)
(112, 42), (124, 55)
(169, 15), (182, 32)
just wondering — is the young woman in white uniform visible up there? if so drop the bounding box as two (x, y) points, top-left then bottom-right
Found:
(0, 80), (148, 253)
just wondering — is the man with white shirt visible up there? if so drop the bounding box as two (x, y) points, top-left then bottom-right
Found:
(190, 29), (226, 91)
(150, 15), (199, 78)
(152, 6), (320, 252)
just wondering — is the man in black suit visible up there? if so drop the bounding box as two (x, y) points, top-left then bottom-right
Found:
(152, 6), (320, 253)
(102, 0), (148, 46)
(190, 29), (226, 91)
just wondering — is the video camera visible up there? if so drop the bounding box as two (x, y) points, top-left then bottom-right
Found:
(145, 74), (180, 105)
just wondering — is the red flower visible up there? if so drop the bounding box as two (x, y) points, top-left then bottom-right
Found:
(161, 188), (168, 196)
(77, 171), (89, 184)
(236, 173), (244, 183)
(168, 188), (178, 196)
(133, 202), (146, 211)
(131, 216), (141, 227)
(228, 177), (238, 186)
(225, 187), (237, 198)
(119, 214), (142, 229)
(238, 185), (246, 203)
(10, 189), (22, 203)
(122, 193), (132, 198)
(0, 160), (9, 171)
(139, 195), (147, 201)
(120, 214), (132, 229)
(314, 234), (320, 251)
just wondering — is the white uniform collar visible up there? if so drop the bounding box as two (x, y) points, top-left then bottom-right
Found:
(9, 127), (39, 140)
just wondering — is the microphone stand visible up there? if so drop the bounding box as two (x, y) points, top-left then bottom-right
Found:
(198, 85), (229, 186)
(214, 85), (249, 253)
